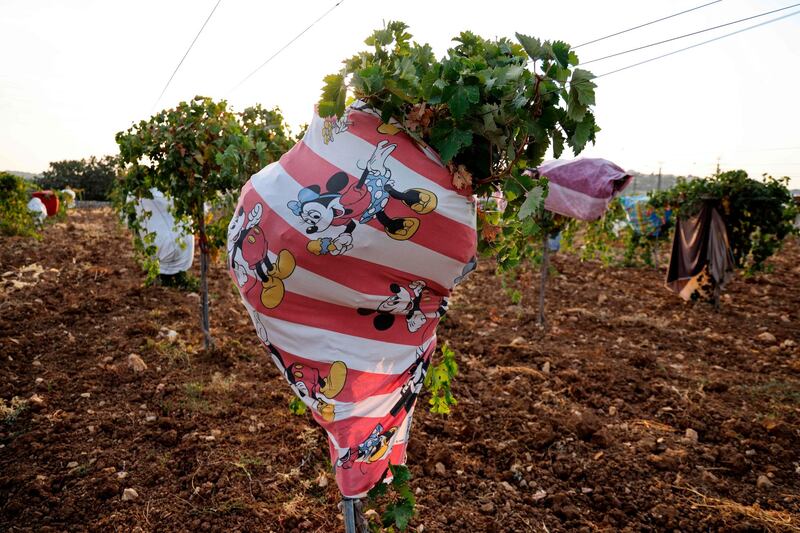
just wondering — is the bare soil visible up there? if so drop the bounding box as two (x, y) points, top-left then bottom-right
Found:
(1, 208), (798, 532)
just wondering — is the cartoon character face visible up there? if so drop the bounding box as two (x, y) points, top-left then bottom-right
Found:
(359, 281), (431, 332)
(377, 284), (415, 315)
(288, 172), (354, 234)
(296, 197), (344, 234)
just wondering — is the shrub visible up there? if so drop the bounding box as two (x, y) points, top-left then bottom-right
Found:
(0, 171), (38, 237)
(650, 170), (798, 274)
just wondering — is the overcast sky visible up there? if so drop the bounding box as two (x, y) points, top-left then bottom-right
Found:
(1, 0), (798, 187)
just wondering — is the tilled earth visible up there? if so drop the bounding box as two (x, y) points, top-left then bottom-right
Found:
(1, 208), (798, 532)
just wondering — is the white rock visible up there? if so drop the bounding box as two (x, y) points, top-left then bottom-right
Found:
(117, 471), (128, 479)
(542, 361), (551, 374)
(66, 461), (79, 469)
(127, 354), (147, 373)
(757, 332), (777, 344)
(685, 428), (699, 443)
(35, 378), (44, 384)
(499, 481), (516, 492)
(434, 462), (446, 475)
(531, 489), (547, 501)
(80, 392), (91, 398)
(29, 394), (44, 405)
(32, 360), (41, 367)
(121, 488), (139, 501)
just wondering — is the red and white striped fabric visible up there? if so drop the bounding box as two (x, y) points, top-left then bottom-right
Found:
(227, 104), (477, 497)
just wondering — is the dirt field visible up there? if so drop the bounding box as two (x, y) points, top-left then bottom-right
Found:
(1, 208), (798, 532)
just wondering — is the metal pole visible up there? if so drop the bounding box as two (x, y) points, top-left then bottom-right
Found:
(342, 498), (357, 533)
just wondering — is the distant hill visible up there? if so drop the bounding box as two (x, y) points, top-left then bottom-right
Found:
(3, 170), (40, 181)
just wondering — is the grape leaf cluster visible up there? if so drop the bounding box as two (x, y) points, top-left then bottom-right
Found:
(318, 22), (599, 263)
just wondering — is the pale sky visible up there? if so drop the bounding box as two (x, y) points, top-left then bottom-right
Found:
(1, 0), (798, 187)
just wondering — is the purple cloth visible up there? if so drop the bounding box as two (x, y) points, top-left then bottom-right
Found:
(536, 158), (631, 221)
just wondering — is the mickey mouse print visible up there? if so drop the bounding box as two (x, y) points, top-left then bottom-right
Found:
(228, 103), (477, 498)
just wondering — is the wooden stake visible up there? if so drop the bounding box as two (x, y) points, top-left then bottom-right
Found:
(198, 200), (213, 350)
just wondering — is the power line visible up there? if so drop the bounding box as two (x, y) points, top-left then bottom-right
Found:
(582, 2), (800, 65)
(537, 10), (798, 102)
(595, 9), (800, 78)
(574, 0), (723, 48)
(228, 0), (345, 95)
(152, 0), (223, 112)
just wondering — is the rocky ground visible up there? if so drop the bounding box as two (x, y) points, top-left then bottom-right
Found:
(1, 208), (798, 532)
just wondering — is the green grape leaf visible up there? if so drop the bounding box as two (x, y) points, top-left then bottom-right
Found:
(570, 117), (593, 154)
(356, 65), (385, 94)
(570, 68), (596, 106)
(517, 185), (545, 220)
(445, 85), (480, 120)
(551, 129), (565, 159)
(515, 32), (544, 59)
(390, 464), (412, 485)
(318, 73), (346, 117)
(551, 40), (570, 68)
(367, 479), (389, 499)
(383, 500), (415, 531)
(432, 128), (472, 162)
(288, 397), (308, 415)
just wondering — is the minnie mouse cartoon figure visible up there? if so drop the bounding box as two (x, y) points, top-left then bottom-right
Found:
(228, 203), (296, 308)
(287, 140), (438, 256)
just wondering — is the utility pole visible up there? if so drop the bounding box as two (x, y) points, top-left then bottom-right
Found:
(657, 162), (663, 191)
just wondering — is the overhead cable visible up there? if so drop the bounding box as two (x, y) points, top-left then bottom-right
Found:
(582, 2), (800, 65)
(152, 0), (223, 112)
(574, 0), (723, 48)
(228, 0), (345, 95)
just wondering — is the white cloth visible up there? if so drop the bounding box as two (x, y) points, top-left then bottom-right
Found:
(27, 197), (47, 223)
(61, 188), (76, 208)
(133, 189), (194, 275)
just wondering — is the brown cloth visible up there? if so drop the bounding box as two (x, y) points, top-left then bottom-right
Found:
(666, 203), (734, 301)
